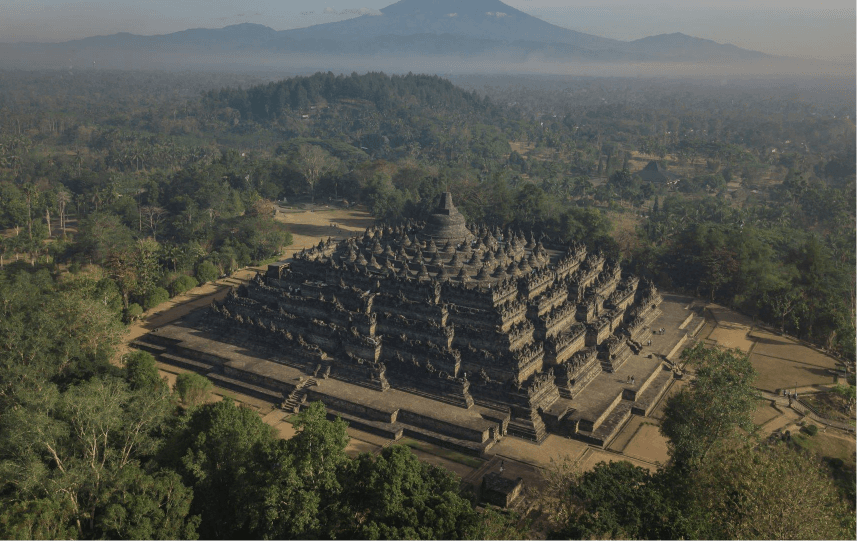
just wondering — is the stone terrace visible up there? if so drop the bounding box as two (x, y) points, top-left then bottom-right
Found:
(132, 193), (698, 454)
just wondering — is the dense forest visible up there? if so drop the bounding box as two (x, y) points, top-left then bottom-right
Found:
(0, 69), (854, 539)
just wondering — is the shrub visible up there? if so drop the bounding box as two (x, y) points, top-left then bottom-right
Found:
(828, 457), (844, 469)
(124, 303), (143, 322)
(803, 424), (819, 436)
(196, 261), (219, 284)
(123, 350), (163, 391)
(174, 372), (213, 407)
(143, 287), (170, 310)
(170, 275), (198, 297)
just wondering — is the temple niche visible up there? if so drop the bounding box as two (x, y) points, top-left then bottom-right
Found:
(139, 192), (680, 453)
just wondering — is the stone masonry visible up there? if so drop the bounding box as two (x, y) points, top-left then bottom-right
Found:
(136, 193), (680, 453)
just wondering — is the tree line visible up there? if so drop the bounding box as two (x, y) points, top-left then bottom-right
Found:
(1, 269), (852, 539)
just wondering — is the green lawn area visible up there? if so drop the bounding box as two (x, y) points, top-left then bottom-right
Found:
(397, 437), (485, 469)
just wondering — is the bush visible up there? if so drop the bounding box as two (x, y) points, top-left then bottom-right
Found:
(170, 275), (198, 297)
(803, 424), (819, 436)
(123, 350), (163, 391)
(196, 261), (219, 284)
(828, 457), (844, 469)
(174, 372), (213, 407)
(143, 287), (170, 310)
(124, 303), (143, 322)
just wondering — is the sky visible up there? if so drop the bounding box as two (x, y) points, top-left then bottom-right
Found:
(1, 0), (853, 62)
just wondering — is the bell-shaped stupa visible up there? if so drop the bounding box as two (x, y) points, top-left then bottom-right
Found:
(419, 192), (474, 244)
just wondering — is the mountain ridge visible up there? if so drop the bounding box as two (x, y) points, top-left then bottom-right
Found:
(0, 0), (792, 71)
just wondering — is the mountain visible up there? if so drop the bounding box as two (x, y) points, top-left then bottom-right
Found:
(0, 0), (789, 72)
(629, 33), (768, 61)
(285, 0), (623, 51)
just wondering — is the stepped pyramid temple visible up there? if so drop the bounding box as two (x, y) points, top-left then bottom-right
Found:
(134, 193), (704, 454)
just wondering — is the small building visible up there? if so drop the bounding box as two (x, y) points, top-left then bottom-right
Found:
(634, 161), (681, 184)
(481, 472), (524, 508)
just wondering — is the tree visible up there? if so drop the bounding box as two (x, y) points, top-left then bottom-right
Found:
(660, 343), (759, 468)
(56, 189), (71, 234)
(251, 401), (349, 539)
(195, 261), (219, 284)
(548, 460), (688, 540)
(139, 206), (168, 241)
(295, 144), (339, 203)
(830, 385), (857, 414)
(161, 399), (275, 539)
(687, 441), (854, 539)
(142, 286), (169, 311)
(123, 350), (164, 392)
(169, 275), (198, 297)
(94, 465), (200, 540)
(124, 303), (143, 323)
(340, 445), (482, 539)
(0, 270), (126, 407)
(0, 376), (186, 539)
(78, 212), (135, 265)
(173, 373), (212, 407)
(763, 287), (805, 333)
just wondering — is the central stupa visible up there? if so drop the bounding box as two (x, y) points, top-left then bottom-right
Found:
(420, 192), (474, 244)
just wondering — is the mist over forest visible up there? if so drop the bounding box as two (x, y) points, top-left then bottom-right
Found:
(0, 1), (854, 538)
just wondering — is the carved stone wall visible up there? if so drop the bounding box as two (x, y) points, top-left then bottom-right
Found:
(248, 194), (661, 444)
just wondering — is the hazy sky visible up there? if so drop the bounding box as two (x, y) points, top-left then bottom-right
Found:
(2, 0), (853, 62)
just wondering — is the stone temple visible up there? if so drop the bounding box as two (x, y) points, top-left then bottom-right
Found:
(134, 193), (702, 455)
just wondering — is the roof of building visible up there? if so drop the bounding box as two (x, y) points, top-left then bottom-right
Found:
(634, 160), (680, 183)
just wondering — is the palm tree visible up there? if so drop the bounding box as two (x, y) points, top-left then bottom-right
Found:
(90, 190), (103, 214)
(56, 189), (71, 233)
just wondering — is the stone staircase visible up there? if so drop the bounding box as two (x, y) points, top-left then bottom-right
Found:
(323, 405), (498, 456)
(159, 352), (215, 373)
(207, 372), (285, 403)
(461, 455), (502, 486)
(506, 413), (548, 443)
(284, 377), (316, 413)
(587, 402), (633, 446)
(631, 366), (674, 416)
(599, 346), (631, 373)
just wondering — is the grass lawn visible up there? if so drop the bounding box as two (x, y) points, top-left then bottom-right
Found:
(791, 431), (856, 468)
(397, 437), (485, 469)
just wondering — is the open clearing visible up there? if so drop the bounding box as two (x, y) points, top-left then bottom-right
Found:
(749, 353), (837, 392)
(793, 431), (857, 467)
(622, 423), (670, 466)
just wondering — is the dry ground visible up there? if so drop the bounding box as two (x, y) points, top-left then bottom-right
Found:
(274, 205), (376, 251)
(621, 423), (671, 466)
(752, 399), (781, 427)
